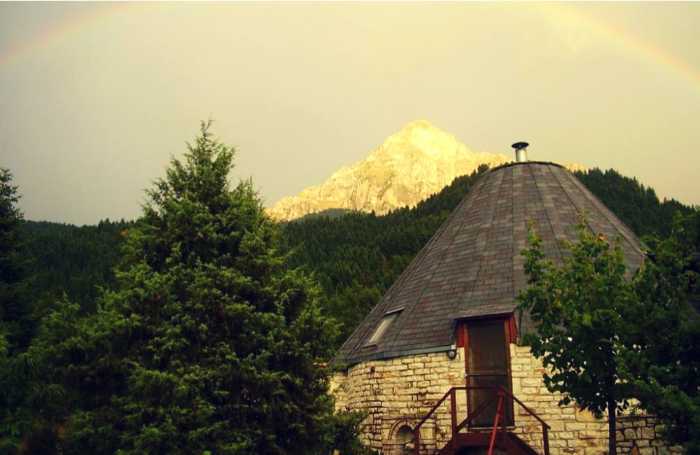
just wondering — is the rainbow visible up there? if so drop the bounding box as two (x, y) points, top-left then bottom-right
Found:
(537, 3), (700, 90)
(0, 3), (131, 68)
(2, 3), (698, 92)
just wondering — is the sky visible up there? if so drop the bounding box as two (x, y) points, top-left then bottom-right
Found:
(1, 2), (699, 225)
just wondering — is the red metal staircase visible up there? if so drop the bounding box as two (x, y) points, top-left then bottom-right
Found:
(412, 386), (550, 455)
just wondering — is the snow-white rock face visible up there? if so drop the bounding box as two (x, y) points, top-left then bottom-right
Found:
(267, 120), (510, 221)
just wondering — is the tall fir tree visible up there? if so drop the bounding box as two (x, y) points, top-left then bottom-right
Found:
(0, 168), (30, 351)
(0, 168), (36, 452)
(41, 123), (346, 454)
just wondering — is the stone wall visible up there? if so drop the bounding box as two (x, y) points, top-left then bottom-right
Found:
(331, 348), (466, 453)
(510, 344), (608, 454)
(509, 345), (680, 455)
(331, 344), (679, 455)
(617, 416), (682, 455)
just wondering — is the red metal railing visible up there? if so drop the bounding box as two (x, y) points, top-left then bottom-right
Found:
(412, 386), (550, 455)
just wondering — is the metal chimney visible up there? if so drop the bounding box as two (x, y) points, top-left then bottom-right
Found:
(512, 141), (529, 162)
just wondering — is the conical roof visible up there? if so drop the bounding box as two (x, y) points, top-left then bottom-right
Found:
(335, 161), (645, 366)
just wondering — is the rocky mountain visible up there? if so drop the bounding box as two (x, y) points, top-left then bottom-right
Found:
(267, 120), (511, 221)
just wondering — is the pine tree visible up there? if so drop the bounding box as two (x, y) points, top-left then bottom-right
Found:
(0, 168), (30, 351)
(0, 168), (36, 453)
(45, 123), (343, 454)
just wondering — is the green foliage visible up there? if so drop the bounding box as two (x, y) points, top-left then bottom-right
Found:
(20, 219), (130, 313)
(518, 224), (635, 413)
(518, 224), (639, 455)
(574, 168), (691, 238)
(518, 211), (700, 454)
(0, 168), (31, 351)
(0, 168), (36, 453)
(32, 123), (357, 454)
(0, 175), (129, 453)
(321, 410), (377, 455)
(621, 210), (700, 453)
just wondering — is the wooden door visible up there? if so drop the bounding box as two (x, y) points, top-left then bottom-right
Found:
(465, 319), (514, 427)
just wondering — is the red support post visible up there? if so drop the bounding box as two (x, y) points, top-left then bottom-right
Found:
(450, 388), (457, 439)
(487, 392), (504, 455)
(465, 387), (469, 427)
(414, 428), (420, 455)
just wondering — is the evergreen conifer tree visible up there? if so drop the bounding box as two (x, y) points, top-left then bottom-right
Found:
(0, 168), (36, 452)
(45, 123), (343, 454)
(0, 168), (30, 351)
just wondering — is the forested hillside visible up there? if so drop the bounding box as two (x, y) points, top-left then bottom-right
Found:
(574, 168), (692, 238)
(19, 166), (695, 344)
(20, 220), (130, 313)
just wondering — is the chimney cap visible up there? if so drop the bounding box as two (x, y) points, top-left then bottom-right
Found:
(512, 141), (529, 150)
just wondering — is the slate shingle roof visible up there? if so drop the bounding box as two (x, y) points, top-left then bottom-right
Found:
(334, 162), (645, 367)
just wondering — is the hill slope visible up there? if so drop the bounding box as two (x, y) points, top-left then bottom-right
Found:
(20, 219), (130, 312)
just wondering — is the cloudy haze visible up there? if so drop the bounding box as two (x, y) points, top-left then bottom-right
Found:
(1, 2), (699, 225)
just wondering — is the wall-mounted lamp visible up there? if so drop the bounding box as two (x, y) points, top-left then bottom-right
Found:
(446, 345), (458, 360)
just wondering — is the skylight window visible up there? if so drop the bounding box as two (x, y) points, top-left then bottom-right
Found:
(366, 308), (402, 346)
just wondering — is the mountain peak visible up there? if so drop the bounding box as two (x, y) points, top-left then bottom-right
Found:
(267, 122), (510, 221)
(391, 119), (455, 139)
(400, 119), (439, 131)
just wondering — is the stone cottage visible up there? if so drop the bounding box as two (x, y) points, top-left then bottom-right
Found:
(331, 150), (677, 455)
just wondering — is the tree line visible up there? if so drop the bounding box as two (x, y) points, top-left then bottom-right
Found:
(18, 166), (694, 347)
